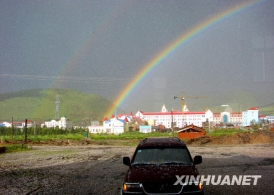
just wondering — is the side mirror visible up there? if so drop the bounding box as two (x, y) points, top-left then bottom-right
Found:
(193, 155), (202, 165)
(123, 157), (131, 166)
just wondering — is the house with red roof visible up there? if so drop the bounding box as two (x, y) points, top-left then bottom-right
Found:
(104, 115), (125, 134)
(177, 124), (206, 139)
(135, 104), (213, 128)
(242, 107), (259, 126)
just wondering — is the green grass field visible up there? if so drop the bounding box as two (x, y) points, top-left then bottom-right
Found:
(206, 129), (249, 136)
(90, 131), (174, 140)
(1, 144), (31, 153)
(1, 133), (84, 142)
(0, 127), (262, 151)
(0, 128), (249, 143)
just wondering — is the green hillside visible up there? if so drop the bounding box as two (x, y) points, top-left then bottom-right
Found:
(1, 89), (273, 126)
(258, 103), (274, 115)
(0, 89), (119, 124)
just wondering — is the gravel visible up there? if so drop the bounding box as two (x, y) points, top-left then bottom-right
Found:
(0, 144), (274, 195)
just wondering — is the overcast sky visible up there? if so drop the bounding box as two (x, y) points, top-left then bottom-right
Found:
(1, 0), (274, 113)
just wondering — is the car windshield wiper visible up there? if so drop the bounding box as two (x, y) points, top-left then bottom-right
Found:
(159, 161), (190, 166)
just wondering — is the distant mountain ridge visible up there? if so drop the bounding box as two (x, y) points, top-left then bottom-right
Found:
(0, 89), (273, 125)
(0, 89), (43, 101)
(0, 88), (121, 125)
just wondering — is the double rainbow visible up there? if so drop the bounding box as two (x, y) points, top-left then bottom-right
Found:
(103, 0), (265, 117)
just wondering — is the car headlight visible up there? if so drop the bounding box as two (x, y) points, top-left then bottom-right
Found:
(183, 182), (203, 192)
(123, 183), (141, 192)
(198, 182), (203, 191)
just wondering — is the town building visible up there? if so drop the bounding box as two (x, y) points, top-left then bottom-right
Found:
(0, 120), (33, 129)
(88, 115), (131, 135)
(103, 115), (125, 134)
(135, 104), (214, 128)
(139, 125), (152, 133)
(213, 112), (242, 126)
(177, 124), (206, 139)
(0, 122), (12, 127)
(42, 116), (68, 129)
(88, 113), (142, 134)
(135, 105), (262, 129)
(266, 116), (274, 124)
(88, 125), (105, 134)
(242, 107), (259, 126)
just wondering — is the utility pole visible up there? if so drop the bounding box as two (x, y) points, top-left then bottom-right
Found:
(208, 119), (211, 133)
(24, 119), (27, 144)
(11, 116), (13, 141)
(34, 122), (36, 138)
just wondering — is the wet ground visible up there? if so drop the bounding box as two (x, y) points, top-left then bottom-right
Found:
(0, 144), (274, 195)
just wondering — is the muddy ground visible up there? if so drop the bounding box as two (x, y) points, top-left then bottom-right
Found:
(0, 131), (274, 195)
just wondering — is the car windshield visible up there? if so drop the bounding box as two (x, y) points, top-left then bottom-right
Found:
(132, 147), (192, 165)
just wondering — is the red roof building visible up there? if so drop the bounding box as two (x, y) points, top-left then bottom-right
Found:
(177, 124), (206, 139)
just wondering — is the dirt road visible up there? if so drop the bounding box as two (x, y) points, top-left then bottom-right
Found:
(0, 144), (274, 195)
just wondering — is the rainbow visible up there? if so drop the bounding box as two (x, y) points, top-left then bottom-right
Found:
(103, 0), (265, 117)
(51, 1), (132, 89)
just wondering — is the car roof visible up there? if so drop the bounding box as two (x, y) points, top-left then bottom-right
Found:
(137, 137), (186, 148)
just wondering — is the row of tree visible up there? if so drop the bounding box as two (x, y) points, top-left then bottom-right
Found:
(0, 126), (87, 137)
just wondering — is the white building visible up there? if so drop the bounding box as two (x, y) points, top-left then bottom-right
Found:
(139, 125), (152, 133)
(0, 122), (12, 127)
(104, 116), (125, 134)
(242, 107), (259, 126)
(213, 111), (243, 126)
(88, 125), (106, 134)
(136, 104), (213, 128)
(0, 120), (33, 129)
(88, 115), (135, 134)
(42, 116), (67, 129)
(266, 116), (274, 124)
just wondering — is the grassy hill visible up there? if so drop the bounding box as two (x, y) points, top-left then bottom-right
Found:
(0, 89), (120, 125)
(0, 89), (273, 126)
(258, 103), (274, 115)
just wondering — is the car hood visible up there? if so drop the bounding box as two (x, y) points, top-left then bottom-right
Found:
(125, 165), (199, 183)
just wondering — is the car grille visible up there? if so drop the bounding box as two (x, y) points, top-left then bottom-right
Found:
(142, 182), (182, 193)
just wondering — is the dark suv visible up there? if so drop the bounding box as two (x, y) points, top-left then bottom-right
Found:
(122, 137), (204, 195)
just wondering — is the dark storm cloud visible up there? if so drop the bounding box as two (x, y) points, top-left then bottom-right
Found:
(0, 0), (273, 112)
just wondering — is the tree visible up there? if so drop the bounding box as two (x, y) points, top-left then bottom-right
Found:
(250, 120), (259, 130)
